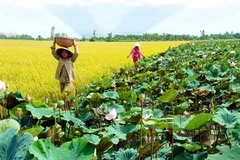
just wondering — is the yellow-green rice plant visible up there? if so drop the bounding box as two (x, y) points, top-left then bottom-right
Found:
(0, 40), (187, 102)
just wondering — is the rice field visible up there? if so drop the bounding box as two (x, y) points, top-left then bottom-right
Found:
(0, 40), (187, 101)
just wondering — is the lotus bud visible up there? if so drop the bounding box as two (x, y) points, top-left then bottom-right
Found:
(16, 108), (23, 117)
(45, 98), (49, 104)
(0, 81), (6, 92)
(105, 108), (117, 121)
(57, 100), (65, 106)
(55, 124), (61, 130)
(138, 94), (145, 100)
(75, 130), (80, 136)
(230, 61), (236, 67)
(183, 111), (190, 117)
(111, 80), (116, 88)
(168, 122), (174, 129)
(51, 103), (58, 108)
(34, 136), (38, 141)
(59, 131), (65, 137)
(25, 94), (31, 102)
(94, 148), (97, 157)
(158, 57), (163, 61)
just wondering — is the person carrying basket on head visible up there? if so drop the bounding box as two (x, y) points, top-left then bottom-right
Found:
(50, 38), (79, 93)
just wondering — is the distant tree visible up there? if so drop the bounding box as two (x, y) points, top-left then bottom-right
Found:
(37, 35), (43, 40)
(81, 36), (87, 41)
(93, 30), (96, 39)
(51, 26), (55, 40)
(106, 32), (113, 42)
(200, 30), (205, 40)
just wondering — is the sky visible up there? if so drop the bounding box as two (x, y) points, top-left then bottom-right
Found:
(0, 0), (240, 38)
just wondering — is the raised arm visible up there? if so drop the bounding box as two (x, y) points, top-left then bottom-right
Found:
(50, 38), (60, 60)
(71, 39), (79, 62)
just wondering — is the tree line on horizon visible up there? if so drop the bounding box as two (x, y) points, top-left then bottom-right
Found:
(1, 29), (240, 41)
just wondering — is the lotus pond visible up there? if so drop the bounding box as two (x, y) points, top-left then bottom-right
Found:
(0, 40), (240, 160)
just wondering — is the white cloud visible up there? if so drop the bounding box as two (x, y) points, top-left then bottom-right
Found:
(0, 0), (190, 8)
(237, 11), (240, 16)
(1, 0), (238, 8)
(185, 0), (240, 9)
(0, 11), (4, 16)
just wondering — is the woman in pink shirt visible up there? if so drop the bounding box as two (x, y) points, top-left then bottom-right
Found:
(127, 42), (145, 69)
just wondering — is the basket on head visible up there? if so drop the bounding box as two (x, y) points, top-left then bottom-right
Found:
(55, 37), (75, 48)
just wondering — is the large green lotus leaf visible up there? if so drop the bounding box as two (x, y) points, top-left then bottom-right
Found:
(174, 115), (193, 129)
(80, 125), (99, 134)
(29, 138), (94, 160)
(198, 85), (216, 94)
(122, 113), (142, 123)
(159, 89), (178, 103)
(228, 124), (240, 138)
(0, 119), (20, 133)
(154, 121), (168, 130)
(0, 93), (5, 99)
(83, 134), (100, 145)
(121, 107), (141, 123)
(138, 142), (161, 159)
(213, 108), (240, 128)
(101, 76), (112, 89)
(176, 102), (190, 110)
(26, 104), (53, 119)
(204, 64), (222, 81)
(96, 137), (113, 154)
(0, 128), (34, 160)
(98, 131), (120, 144)
(178, 143), (201, 152)
(152, 109), (163, 118)
(20, 126), (44, 137)
(207, 145), (240, 160)
(10, 102), (28, 117)
(217, 101), (232, 108)
(174, 151), (208, 160)
(229, 80), (240, 92)
(102, 91), (119, 100)
(6, 91), (25, 109)
(185, 80), (200, 88)
(111, 148), (137, 160)
(106, 123), (137, 140)
(118, 91), (137, 103)
(30, 99), (49, 108)
(106, 102), (125, 113)
(182, 67), (195, 76)
(61, 112), (85, 127)
(184, 113), (212, 130)
(86, 92), (102, 103)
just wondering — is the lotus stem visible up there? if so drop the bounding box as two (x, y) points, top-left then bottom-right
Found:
(150, 128), (154, 160)
(139, 100), (144, 160)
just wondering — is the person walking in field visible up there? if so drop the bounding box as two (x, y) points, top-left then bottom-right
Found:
(50, 38), (79, 93)
(127, 42), (145, 70)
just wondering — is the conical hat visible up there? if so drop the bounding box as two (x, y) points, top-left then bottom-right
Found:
(56, 47), (73, 58)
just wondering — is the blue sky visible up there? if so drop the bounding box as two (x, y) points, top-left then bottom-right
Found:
(0, 0), (240, 38)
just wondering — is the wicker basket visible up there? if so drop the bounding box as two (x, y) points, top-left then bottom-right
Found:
(55, 37), (74, 48)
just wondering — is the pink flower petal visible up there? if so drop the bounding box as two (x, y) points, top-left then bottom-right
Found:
(105, 108), (117, 120)
(0, 81), (6, 92)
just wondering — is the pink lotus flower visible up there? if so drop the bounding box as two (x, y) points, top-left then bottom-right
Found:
(0, 81), (6, 92)
(25, 94), (31, 102)
(105, 108), (117, 120)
